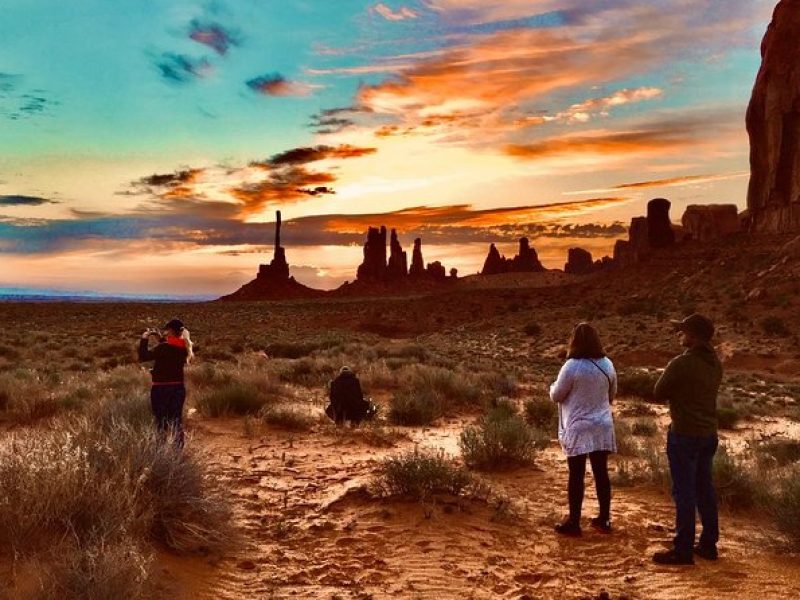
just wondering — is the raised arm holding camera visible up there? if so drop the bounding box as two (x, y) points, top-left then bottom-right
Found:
(138, 318), (194, 448)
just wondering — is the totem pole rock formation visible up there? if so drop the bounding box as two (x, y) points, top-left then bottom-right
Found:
(386, 229), (408, 279)
(682, 205), (740, 241)
(746, 0), (800, 232)
(356, 226), (388, 281)
(481, 238), (545, 275)
(409, 238), (425, 277)
(220, 211), (320, 301)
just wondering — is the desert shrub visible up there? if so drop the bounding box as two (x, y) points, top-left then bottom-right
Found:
(631, 418), (658, 437)
(523, 322), (542, 337)
(716, 406), (742, 430)
(760, 315), (790, 337)
(713, 446), (761, 510)
(261, 404), (314, 432)
(481, 372), (519, 398)
(407, 365), (482, 405)
(36, 537), (152, 600)
(0, 344), (21, 360)
(460, 406), (548, 470)
(0, 371), (58, 422)
(0, 416), (233, 557)
(770, 467), (800, 547)
(376, 343), (429, 362)
(614, 421), (639, 456)
(376, 451), (473, 500)
(388, 389), (441, 425)
(613, 442), (670, 490)
(524, 396), (558, 430)
(756, 439), (800, 467)
(617, 369), (660, 400)
(196, 381), (274, 416)
(274, 356), (338, 387)
(266, 341), (320, 359)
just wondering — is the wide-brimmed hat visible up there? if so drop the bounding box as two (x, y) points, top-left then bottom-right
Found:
(670, 313), (714, 342)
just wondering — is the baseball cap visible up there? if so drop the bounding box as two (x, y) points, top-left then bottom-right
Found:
(163, 318), (185, 333)
(670, 313), (714, 342)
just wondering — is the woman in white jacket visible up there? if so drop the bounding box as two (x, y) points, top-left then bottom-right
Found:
(550, 322), (617, 536)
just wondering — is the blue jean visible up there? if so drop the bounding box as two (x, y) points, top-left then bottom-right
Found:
(151, 384), (186, 448)
(667, 429), (719, 557)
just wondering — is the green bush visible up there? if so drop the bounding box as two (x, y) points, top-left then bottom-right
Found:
(770, 467), (800, 547)
(760, 316), (790, 337)
(631, 418), (658, 437)
(716, 406), (742, 430)
(260, 405), (314, 432)
(376, 451), (473, 500)
(388, 389), (441, 426)
(614, 420), (639, 456)
(523, 322), (542, 337)
(196, 381), (276, 416)
(460, 408), (548, 470)
(756, 439), (800, 467)
(524, 397), (558, 430)
(617, 369), (660, 401)
(713, 446), (761, 510)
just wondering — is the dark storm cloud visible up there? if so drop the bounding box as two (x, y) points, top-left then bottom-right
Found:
(0, 195), (56, 206)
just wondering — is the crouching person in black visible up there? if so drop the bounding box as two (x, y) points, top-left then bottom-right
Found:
(138, 318), (193, 448)
(326, 366), (373, 426)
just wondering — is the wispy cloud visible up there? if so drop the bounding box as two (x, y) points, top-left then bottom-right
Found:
(154, 52), (212, 83)
(246, 73), (321, 97)
(188, 20), (240, 55)
(371, 3), (419, 21)
(564, 172), (750, 195)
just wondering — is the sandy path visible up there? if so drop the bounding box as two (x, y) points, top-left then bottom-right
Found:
(165, 417), (800, 600)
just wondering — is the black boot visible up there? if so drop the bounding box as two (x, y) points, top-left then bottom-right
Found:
(554, 519), (582, 537)
(694, 543), (718, 560)
(653, 549), (694, 565)
(590, 516), (612, 533)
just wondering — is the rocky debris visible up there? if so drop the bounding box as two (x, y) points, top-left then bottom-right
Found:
(747, 0), (800, 233)
(481, 238), (545, 275)
(386, 229), (408, 279)
(564, 248), (594, 275)
(356, 226), (388, 281)
(682, 204), (740, 241)
(220, 211), (321, 301)
(409, 238), (425, 277)
(646, 198), (675, 248)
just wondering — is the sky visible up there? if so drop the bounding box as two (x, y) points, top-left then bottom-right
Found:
(0, 0), (777, 296)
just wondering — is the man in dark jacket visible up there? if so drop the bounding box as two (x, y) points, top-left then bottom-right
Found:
(139, 318), (189, 447)
(652, 314), (723, 565)
(327, 366), (368, 425)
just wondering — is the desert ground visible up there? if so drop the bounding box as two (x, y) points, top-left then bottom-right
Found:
(2, 233), (800, 599)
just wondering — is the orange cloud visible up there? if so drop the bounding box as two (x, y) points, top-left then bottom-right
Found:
(505, 130), (692, 160)
(320, 197), (630, 233)
(371, 3), (419, 21)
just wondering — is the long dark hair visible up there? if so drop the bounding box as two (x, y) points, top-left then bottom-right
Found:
(567, 322), (606, 359)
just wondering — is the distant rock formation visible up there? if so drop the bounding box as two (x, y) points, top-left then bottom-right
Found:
(356, 226), (388, 281)
(682, 205), (740, 241)
(339, 228), (454, 294)
(409, 238), (425, 278)
(647, 198), (676, 248)
(481, 238), (545, 275)
(386, 229), (408, 279)
(747, 0), (800, 233)
(564, 248), (594, 275)
(220, 211), (321, 301)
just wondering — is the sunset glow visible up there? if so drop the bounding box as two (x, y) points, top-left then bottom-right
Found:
(0, 0), (775, 295)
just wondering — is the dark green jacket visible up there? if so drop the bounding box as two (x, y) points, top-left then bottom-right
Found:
(653, 344), (722, 436)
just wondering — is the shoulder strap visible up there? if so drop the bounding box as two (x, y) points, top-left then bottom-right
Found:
(589, 359), (611, 385)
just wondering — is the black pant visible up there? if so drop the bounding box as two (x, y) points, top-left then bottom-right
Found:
(151, 384), (186, 448)
(567, 451), (611, 523)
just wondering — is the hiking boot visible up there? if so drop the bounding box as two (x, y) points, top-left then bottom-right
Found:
(694, 544), (718, 560)
(590, 517), (612, 533)
(653, 549), (694, 565)
(554, 519), (582, 537)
